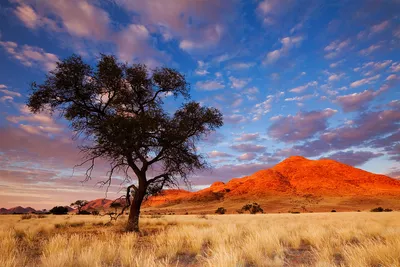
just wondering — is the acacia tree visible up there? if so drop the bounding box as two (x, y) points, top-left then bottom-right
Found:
(27, 54), (223, 232)
(71, 200), (89, 214)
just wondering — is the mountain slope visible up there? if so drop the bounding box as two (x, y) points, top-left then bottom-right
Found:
(142, 156), (400, 213)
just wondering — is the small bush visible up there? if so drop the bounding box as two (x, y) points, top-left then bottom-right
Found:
(197, 214), (208, 219)
(215, 207), (226, 214)
(78, 210), (91, 215)
(240, 203), (264, 214)
(21, 214), (34, 220)
(290, 211), (300, 214)
(384, 208), (393, 212)
(370, 207), (384, 212)
(91, 210), (100, 216)
(331, 209), (337, 212)
(150, 214), (164, 219)
(69, 222), (85, 227)
(54, 223), (67, 229)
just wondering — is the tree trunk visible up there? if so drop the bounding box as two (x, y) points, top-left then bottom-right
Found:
(126, 186), (146, 232)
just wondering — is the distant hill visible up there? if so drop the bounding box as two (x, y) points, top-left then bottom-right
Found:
(141, 156), (400, 213)
(0, 206), (37, 214)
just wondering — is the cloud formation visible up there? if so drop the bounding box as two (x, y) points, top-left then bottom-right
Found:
(268, 109), (337, 142)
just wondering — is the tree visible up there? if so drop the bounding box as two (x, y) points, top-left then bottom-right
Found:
(240, 203), (264, 214)
(71, 200), (89, 214)
(27, 54), (223, 232)
(110, 202), (122, 213)
(215, 207), (226, 214)
(50, 206), (69, 215)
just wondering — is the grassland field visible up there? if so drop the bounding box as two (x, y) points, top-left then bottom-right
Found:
(1, 212), (400, 267)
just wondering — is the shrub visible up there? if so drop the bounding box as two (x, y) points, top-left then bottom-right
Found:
(240, 203), (264, 214)
(384, 208), (393, 212)
(91, 210), (100, 216)
(78, 210), (91, 215)
(50, 206), (69, 215)
(21, 214), (34, 220)
(215, 207), (226, 214)
(370, 207), (384, 212)
(69, 222), (85, 227)
(54, 223), (67, 229)
(150, 214), (164, 219)
(331, 209), (337, 212)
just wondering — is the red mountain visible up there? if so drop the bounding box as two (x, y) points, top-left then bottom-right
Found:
(0, 206), (37, 214)
(142, 156), (400, 213)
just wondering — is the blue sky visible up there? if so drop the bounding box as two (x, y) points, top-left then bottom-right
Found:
(0, 0), (399, 208)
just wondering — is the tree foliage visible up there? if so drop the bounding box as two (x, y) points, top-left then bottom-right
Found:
(27, 54), (223, 231)
(50, 206), (69, 215)
(71, 200), (89, 214)
(240, 203), (264, 214)
(215, 207), (226, 214)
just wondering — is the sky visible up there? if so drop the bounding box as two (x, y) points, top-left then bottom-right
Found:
(0, 0), (399, 209)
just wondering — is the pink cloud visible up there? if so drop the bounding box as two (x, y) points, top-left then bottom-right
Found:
(324, 151), (383, 166)
(335, 87), (387, 112)
(235, 133), (260, 142)
(230, 143), (266, 153)
(268, 108), (337, 142)
(350, 74), (380, 88)
(0, 40), (59, 71)
(208, 151), (233, 158)
(115, 0), (232, 52)
(237, 152), (257, 161)
(370, 20), (390, 34)
(224, 114), (247, 124)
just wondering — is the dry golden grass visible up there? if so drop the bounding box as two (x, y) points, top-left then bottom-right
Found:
(0, 212), (399, 266)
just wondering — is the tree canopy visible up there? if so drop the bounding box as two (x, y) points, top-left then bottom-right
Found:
(28, 54), (223, 231)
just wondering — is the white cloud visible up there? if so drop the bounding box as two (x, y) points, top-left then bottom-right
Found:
(263, 36), (304, 64)
(285, 94), (314, 101)
(330, 59), (345, 68)
(229, 76), (250, 89)
(390, 62), (400, 72)
(328, 73), (343, 82)
(289, 81), (317, 93)
(196, 80), (224, 91)
(194, 60), (209, 76)
(324, 38), (350, 59)
(251, 94), (280, 121)
(0, 89), (22, 97)
(228, 62), (255, 69)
